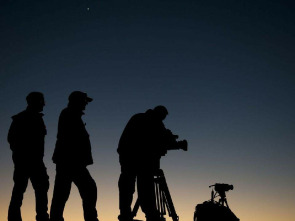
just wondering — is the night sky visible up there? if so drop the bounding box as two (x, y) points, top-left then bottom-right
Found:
(1, 1), (295, 221)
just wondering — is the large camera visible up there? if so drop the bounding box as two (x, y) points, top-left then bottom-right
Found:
(168, 140), (188, 151)
(164, 129), (188, 152)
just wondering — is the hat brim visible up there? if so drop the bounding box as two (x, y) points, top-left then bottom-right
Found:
(86, 97), (93, 102)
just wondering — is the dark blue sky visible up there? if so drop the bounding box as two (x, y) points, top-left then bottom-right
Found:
(1, 1), (295, 221)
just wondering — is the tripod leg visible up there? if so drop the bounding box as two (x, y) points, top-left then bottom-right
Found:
(155, 180), (166, 221)
(160, 188), (166, 217)
(224, 198), (229, 208)
(132, 170), (179, 221)
(158, 172), (179, 221)
(155, 179), (161, 214)
(137, 172), (159, 221)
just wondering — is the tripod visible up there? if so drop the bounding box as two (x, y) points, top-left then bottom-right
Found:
(209, 183), (233, 209)
(131, 169), (179, 221)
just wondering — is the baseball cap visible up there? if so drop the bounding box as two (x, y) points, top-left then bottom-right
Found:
(68, 91), (93, 103)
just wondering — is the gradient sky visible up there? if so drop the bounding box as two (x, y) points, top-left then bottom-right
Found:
(1, 1), (295, 221)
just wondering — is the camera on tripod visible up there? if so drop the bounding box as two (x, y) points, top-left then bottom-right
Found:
(164, 129), (188, 152)
(210, 183), (233, 193)
(194, 183), (239, 221)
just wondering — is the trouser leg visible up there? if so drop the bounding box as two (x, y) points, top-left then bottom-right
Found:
(74, 167), (98, 221)
(8, 168), (29, 221)
(137, 171), (159, 221)
(50, 166), (72, 221)
(31, 163), (50, 221)
(118, 171), (136, 221)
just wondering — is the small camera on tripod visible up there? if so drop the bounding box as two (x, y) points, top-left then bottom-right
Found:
(210, 183), (234, 193)
(194, 183), (239, 221)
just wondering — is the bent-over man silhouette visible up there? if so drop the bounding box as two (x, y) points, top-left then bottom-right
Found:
(50, 91), (99, 221)
(118, 105), (175, 221)
(8, 92), (49, 221)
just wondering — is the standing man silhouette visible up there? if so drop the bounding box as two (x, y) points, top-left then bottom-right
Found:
(117, 106), (170, 221)
(8, 92), (49, 221)
(50, 91), (99, 221)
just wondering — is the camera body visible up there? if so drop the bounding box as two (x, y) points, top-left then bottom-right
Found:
(214, 183), (234, 193)
(167, 139), (188, 151)
(163, 129), (188, 153)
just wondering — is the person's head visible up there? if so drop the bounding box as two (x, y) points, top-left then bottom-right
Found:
(68, 91), (93, 111)
(26, 92), (45, 112)
(153, 105), (168, 121)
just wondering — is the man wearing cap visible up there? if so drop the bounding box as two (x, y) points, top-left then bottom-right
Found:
(8, 92), (49, 221)
(50, 91), (99, 221)
(117, 106), (170, 221)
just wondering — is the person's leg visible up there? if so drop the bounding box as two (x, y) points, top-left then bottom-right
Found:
(73, 167), (99, 221)
(50, 166), (72, 221)
(31, 163), (50, 221)
(137, 171), (159, 221)
(8, 167), (29, 221)
(118, 169), (136, 221)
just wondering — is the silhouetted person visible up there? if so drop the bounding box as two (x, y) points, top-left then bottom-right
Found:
(118, 106), (174, 221)
(50, 91), (99, 221)
(8, 92), (49, 221)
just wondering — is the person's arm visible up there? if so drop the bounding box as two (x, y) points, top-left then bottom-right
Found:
(7, 118), (20, 151)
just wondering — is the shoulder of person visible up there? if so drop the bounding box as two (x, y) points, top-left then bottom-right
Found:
(11, 110), (28, 121)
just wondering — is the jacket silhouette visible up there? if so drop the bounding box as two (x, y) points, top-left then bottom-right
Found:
(118, 106), (170, 221)
(52, 107), (93, 166)
(8, 109), (47, 163)
(8, 92), (49, 221)
(118, 108), (168, 172)
(50, 91), (99, 221)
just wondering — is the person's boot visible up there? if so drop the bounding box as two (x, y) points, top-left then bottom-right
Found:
(8, 205), (22, 221)
(145, 212), (162, 221)
(36, 213), (49, 221)
(118, 214), (133, 221)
